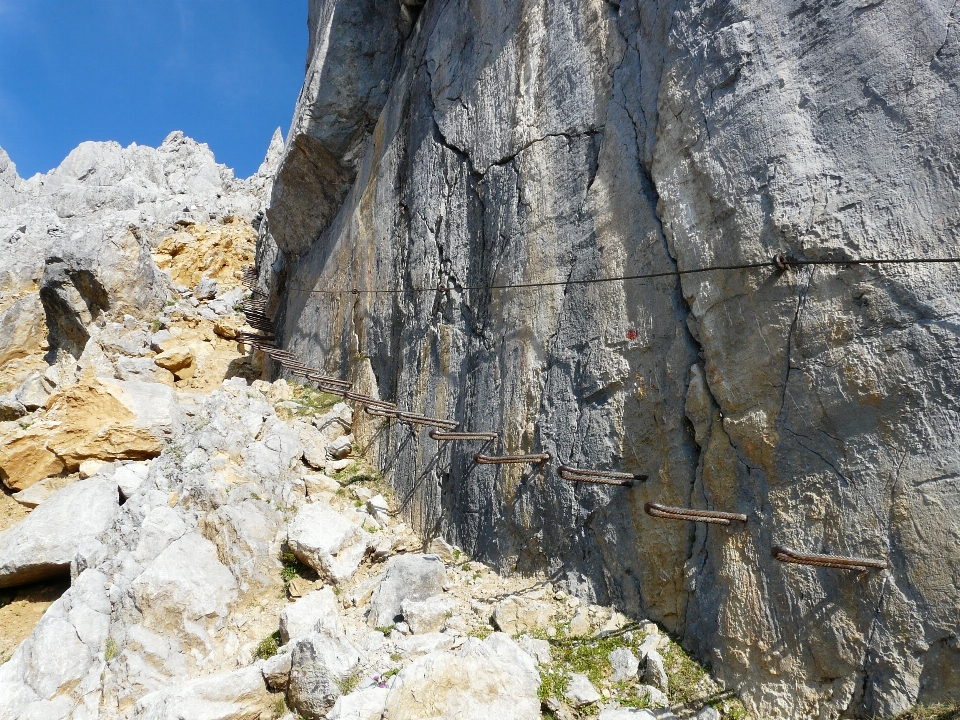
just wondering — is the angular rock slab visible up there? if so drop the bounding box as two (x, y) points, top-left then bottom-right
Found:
(287, 500), (370, 584)
(400, 595), (457, 635)
(327, 686), (389, 720)
(287, 630), (362, 719)
(131, 532), (238, 643)
(280, 587), (344, 643)
(0, 569), (111, 718)
(491, 595), (557, 635)
(0, 477), (119, 588)
(384, 633), (541, 720)
(599, 710), (660, 720)
(133, 666), (273, 720)
(368, 554), (447, 628)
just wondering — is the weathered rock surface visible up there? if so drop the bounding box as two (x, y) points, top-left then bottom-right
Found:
(400, 595), (456, 635)
(0, 568), (111, 718)
(0, 294), (46, 367)
(368, 554), (446, 628)
(327, 686), (389, 720)
(287, 630), (362, 718)
(383, 633), (540, 720)
(261, 0), (960, 715)
(132, 666), (274, 720)
(566, 673), (601, 708)
(0, 478), (119, 587)
(287, 500), (371, 584)
(280, 588), (343, 643)
(492, 594), (557, 636)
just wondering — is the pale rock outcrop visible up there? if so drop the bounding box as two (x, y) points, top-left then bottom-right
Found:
(131, 533), (238, 645)
(15, 371), (51, 411)
(261, 651), (293, 691)
(39, 223), (166, 357)
(297, 421), (330, 470)
(643, 650), (668, 694)
(0, 294), (46, 367)
(0, 477), (119, 588)
(280, 588), (344, 643)
(326, 686), (389, 720)
(695, 707), (721, 720)
(400, 595), (456, 635)
(383, 633), (540, 720)
(116, 356), (176, 385)
(312, 402), (352, 441)
(492, 595), (556, 636)
(0, 569), (111, 718)
(11, 475), (75, 508)
(134, 506), (188, 565)
(287, 630), (362, 718)
(598, 710), (659, 720)
(287, 500), (371, 584)
(566, 673), (601, 708)
(368, 554), (446, 628)
(608, 647), (640, 683)
(516, 637), (552, 666)
(0, 393), (26, 421)
(115, 461), (151, 498)
(132, 666), (273, 720)
(199, 501), (284, 593)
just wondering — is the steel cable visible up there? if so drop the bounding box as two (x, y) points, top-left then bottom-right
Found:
(280, 254), (960, 296)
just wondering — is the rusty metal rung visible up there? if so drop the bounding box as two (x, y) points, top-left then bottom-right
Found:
(559, 469), (639, 487)
(343, 391), (396, 411)
(396, 412), (458, 430)
(474, 452), (550, 465)
(558, 465), (643, 487)
(771, 545), (887, 571)
(286, 368), (352, 390)
(364, 405), (402, 418)
(429, 430), (498, 442)
(645, 502), (747, 526)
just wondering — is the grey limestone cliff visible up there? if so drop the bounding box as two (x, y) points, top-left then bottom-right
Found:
(261, 1), (960, 716)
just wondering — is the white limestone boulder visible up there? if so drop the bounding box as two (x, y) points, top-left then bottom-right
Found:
(327, 686), (389, 720)
(384, 633), (540, 720)
(0, 477), (119, 588)
(132, 666), (273, 720)
(131, 532), (238, 644)
(280, 588), (344, 643)
(0, 569), (111, 718)
(368, 554), (447, 628)
(287, 500), (371, 584)
(400, 595), (457, 634)
(287, 630), (362, 718)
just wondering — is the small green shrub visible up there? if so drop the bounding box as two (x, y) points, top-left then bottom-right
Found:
(104, 637), (119, 661)
(254, 631), (282, 660)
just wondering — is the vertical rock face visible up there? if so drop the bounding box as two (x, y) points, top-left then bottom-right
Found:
(263, 0), (960, 715)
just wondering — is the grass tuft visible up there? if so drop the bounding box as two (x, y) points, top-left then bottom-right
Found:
(280, 549), (309, 591)
(254, 631), (282, 660)
(104, 637), (119, 662)
(275, 382), (341, 420)
(894, 704), (960, 720)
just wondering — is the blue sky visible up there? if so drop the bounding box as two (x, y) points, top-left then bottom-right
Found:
(0, 0), (307, 178)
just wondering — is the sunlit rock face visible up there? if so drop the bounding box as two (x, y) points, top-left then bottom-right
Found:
(263, 0), (960, 715)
